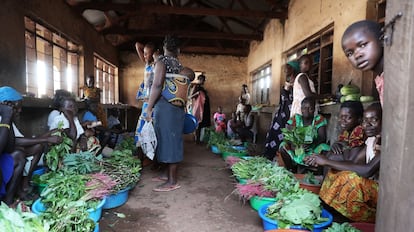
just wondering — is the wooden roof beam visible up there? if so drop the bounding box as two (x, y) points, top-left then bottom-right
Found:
(73, 3), (287, 19)
(101, 28), (263, 41)
(180, 46), (248, 56)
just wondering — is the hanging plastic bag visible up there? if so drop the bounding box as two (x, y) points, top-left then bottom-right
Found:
(137, 121), (157, 160)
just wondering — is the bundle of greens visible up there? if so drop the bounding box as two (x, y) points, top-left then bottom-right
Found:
(266, 189), (329, 230)
(101, 149), (142, 193)
(324, 222), (361, 232)
(206, 129), (228, 147)
(62, 151), (103, 174)
(232, 159), (299, 199)
(256, 165), (300, 196)
(0, 203), (49, 232)
(281, 126), (314, 164)
(302, 172), (321, 185)
(115, 136), (137, 153)
(45, 122), (73, 172)
(39, 172), (114, 232)
(231, 156), (272, 180)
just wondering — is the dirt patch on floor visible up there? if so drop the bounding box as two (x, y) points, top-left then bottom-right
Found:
(99, 135), (263, 232)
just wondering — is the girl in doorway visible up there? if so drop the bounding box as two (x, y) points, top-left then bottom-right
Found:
(341, 20), (384, 106)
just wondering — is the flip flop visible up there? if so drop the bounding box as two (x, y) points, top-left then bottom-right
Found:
(151, 176), (168, 182)
(153, 184), (181, 192)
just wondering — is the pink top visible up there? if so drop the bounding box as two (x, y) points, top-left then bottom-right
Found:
(213, 112), (226, 122)
(375, 72), (384, 106)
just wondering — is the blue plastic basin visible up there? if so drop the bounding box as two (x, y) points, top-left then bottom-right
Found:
(258, 203), (333, 231)
(210, 145), (221, 154)
(32, 198), (106, 223)
(102, 187), (131, 209)
(183, 113), (197, 134)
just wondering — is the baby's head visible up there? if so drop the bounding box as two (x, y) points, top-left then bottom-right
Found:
(180, 67), (195, 81)
(342, 20), (383, 72)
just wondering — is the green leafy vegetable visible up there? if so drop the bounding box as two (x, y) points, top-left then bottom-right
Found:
(45, 122), (73, 171)
(266, 190), (328, 230)
(324, 222), (362, 232)
(303, 172), (321, 185)
(0, 203), (49, 232)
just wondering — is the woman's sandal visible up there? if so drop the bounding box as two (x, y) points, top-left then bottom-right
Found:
(153, 184), (181, 192)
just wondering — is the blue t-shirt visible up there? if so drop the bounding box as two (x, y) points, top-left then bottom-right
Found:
(82, 111), (98, 122)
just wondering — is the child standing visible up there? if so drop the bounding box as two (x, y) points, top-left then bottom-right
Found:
(213, 106), (226, 133)
(290, 54), (317, 117)
(341, 20), (384, 105)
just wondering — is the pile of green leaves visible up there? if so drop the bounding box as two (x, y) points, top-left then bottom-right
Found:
(115, 136), (137, 152)
(256, 166), (300, 195)
(324, 222), (361, 232)
(281, 126), (313, 147)
(281, 126), (314, 163)
(45, 122), (73, 172)
(231, 157), (271, 180)
(62, 151), (103, 174)
(0, 202), (49, 232)
(206, 129), (228, 147)
(266, 189), (328, 230)
(39, 172), (112, 232)
(218, 144), (247, 154)
(302, 172), (321, 185)
(101, 149), (142, 193)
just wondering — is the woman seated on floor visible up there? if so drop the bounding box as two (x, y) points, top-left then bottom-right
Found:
(279, 96), (330, 173)
(330, 100), (365, 156)
(304, 103), (382, 223)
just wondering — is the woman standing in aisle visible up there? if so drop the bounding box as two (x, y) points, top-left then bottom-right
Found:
(263, 61), (300, 160)
(145, 35), (191, 192)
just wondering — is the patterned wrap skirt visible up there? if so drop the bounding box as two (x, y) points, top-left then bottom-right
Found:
(320, 170), (378, 222)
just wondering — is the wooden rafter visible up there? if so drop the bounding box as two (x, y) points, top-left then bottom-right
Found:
(101, 28), (263, 41)
(180, 46), (248, 56)
(73, 3), (287, 19)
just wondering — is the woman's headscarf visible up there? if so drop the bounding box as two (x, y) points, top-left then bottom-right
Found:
(0, 86), (22, 102)
(287, 61), (300, 73)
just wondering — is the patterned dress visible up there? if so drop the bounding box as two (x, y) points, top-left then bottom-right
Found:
(263, 87), (293, 160)
(337, 125), (365, 149)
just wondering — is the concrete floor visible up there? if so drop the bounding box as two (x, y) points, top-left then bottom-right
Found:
(99, 135), (263, 232)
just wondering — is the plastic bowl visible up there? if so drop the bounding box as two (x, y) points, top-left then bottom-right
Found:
(350, 222), (375, 232)
(235, 177), (248, 184)
(294, 174), (322, 194)
(32, 166), (47, 177)
(210, 145), (221, 154)
(222, 151), (248, 160)
(88, 198), (106, 222)
(102, 187), (131, 209)
(183, 113), (197, 134)
(231, 145), (247, 151)
(258, 203), (333, 231)
(32, 198), (106, 223)
(249, 196), (277, 211)
(34, 183), (48, 194)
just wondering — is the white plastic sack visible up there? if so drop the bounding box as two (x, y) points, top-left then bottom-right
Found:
(137, 121), (157, 160)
